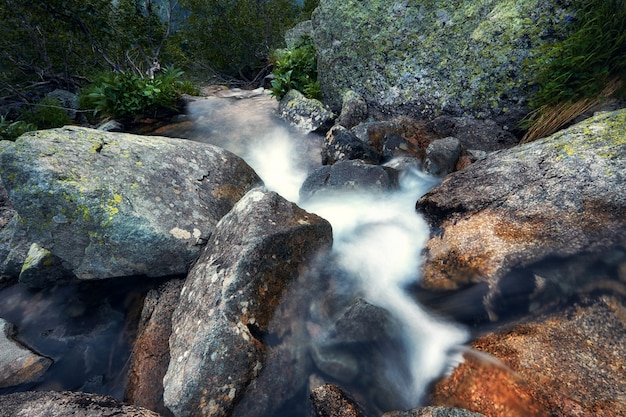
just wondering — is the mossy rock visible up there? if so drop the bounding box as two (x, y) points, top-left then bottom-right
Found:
(0, 127), (262, 281)
(311, 0), (575, 125)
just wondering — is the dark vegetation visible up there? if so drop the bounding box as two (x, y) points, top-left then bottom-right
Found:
(1, 0), (620, 141)
(270, 36), (320, 101)
(522, 0), (626, 142)
(0, 0), (318, 136)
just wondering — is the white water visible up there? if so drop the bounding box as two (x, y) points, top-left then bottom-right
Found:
(238, 122), (468, 408)
(185, 94), (469, 411)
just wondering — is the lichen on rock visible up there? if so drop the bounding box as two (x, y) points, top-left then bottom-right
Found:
(312, 0), (574, 125)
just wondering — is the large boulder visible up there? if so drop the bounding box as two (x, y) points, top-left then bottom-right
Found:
(415, 109), (626, 314)
(163, 188), (332, 417)
(311, 0), (575, 125)
(430, 294), (626, 417)
(0, 127), (262, 281)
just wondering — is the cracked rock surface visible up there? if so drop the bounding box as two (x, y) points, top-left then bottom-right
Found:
(0, 127), (262, 282)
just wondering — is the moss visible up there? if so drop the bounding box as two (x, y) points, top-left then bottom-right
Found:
(314, 0), (571, 118)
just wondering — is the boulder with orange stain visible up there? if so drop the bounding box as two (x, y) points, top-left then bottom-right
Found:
(430, 295), (626, 417)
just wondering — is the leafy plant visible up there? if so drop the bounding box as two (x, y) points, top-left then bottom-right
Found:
(522, 0), (626, 142)
(0, 116), (37, 141)
(270, 36), (321, 101)
(79, 65), (187, 120)
(20, 97), (73, 129)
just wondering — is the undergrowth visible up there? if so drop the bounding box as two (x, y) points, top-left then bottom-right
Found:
(270, 36), (321, 101)
(79, 65), (188, 121)
(522, 0), (626, 142)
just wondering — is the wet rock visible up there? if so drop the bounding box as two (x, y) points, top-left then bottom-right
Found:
(310, 383), (366, 417)
(430, 294), (626, 417)
(415, 110), (626, 312)
(423, 137), (462, 177)
(321, 125), (381, 165)
(383, 406), (486, 417)
(0, 318), (52, 388)
(0, 126), (262, 282)
(0, 390), (161, 416)
(336, 90), (368, 130)
(352, 121), (408, 155)
(125, 278), (184, 417)
(426, 116), (518, 151)
(300, 160), (399, 202)
(312, 0), (575, 125)
(163, 188), (332, 417)
(279, 89), (335, 134)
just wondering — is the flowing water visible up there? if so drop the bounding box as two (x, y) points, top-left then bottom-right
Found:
(182, 92), (469, 413)
(0, 91), (469, 414)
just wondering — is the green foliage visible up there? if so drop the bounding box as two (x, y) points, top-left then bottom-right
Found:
(0, 116), (37, 141)
(529, 0), (626, 109)
(179, 0), (317, 79)
(270, 36), (320, 100)
(79, 65), (186, 120)
(20, 97), (73, 129)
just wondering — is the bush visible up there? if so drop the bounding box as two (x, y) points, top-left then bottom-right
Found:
(270, 36), (320, 101)
(0, 116), (37, 141)
(79, 65), (187, 120)
(20, 97), (73, 130)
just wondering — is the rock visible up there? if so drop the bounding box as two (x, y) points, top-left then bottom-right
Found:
(426, 116), (518, 152)
(415, 110), (626, 307)
(285, 20), (313, 49)
(0, 391), (161, 416)
(279, 89), (335, 133)
(45, 89), (79, 120)
(0, 126), (262, 281)
(423, 137), (462, 177)
(312, 0), (575, 125)
(352, 121), (407, 154)
(0, 318), (52, 388)
(125, 278), (184, 417)
(0, 215), (31, 278)
(19, 243), (77, 288)
(430, 294), (626, 417)
(383, 406), (486, 417)
(97, 119), (124, 132)
(336, 90), (368, 130)
(310, 384), (366, 417)
(300, 160), (399, 202)
(163, 188), (332, 417)
(321, 125), (381, 165)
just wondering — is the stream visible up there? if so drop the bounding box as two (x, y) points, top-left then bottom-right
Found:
(0, 90), (469, 414)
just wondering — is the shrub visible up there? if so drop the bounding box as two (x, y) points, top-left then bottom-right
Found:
(20, 97), (73, 129)
(0, 116), (37, 141)
(79, 65), (187, 120)
(270, 36), (321, 101)
(522, 0), (626, 142)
